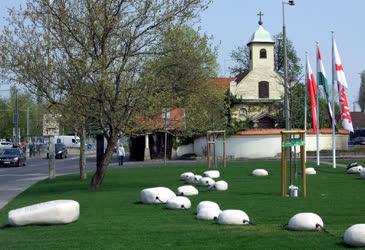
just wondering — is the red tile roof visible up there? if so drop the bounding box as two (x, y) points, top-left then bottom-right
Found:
(235, 128), (349, 135)
(134, 107), (185, 132)
(208, 77), (234, 92)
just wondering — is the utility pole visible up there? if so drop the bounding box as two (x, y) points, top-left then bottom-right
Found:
(282, 0), (295, 130)
(26, 107), (30, 157)
(14, 88), (19, 146)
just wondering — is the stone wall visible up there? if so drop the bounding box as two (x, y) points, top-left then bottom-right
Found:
(192, 133), (349, 159)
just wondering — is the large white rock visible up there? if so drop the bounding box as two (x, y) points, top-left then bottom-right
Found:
(8, 200), (79, 226)
(199, 177), (215, 186)
(347, 165), (363, 174)
(212, 180), (228, 191)
(344, 224), (365, 247)
(360, 170), (365, 179)
(192, 175), (202, 184)
(203, 170), (220, 179)
(252, 169), (269, 176)
(287, 213), (323, 231)
(305, 168), (317, 175)
(196, 207), (222, 220)
(217, 210), (250, 225)
(140, 187), (176, 204)
(180, 172), (194, 181)
(166, 196), (191, 209)
(196, 201), (220, 214)
(176, 185), (199, 196)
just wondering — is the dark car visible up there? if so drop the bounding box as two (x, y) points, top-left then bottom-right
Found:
(47, 143), (68, 159)
(0, 148), (26, 167)
(350, 137), (365, 145)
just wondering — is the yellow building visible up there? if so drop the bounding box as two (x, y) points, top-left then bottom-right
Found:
(230, 20), (284, 128)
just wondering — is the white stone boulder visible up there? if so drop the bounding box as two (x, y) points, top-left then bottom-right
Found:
(196, 207), (222, 220)
(176, 185), (199, 196)
(252, 169), (269, 176)
(360, 170), (365, 179)
(180, 172), (194, 181)
(140, 187), (176, 204)
(347, 165), (363, 174)
(196, 201), (220, 214)
(203, 170), (220, 179)
(305, 168), (317, 175)
(287, 213), (323, 231)
(217, 210), (250, 225)
(166, 196), (191, 209)
(212, 180), (228, 191)
(344, 224), (365, 247)
(199, 177), (215, 186)
(192, 175), (202, 184)
(8, 200), (79, 226)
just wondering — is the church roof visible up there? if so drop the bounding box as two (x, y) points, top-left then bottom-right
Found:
(247, 25), (275, 45)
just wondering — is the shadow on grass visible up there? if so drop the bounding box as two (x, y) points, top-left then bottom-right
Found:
(335, 242), (354, 248)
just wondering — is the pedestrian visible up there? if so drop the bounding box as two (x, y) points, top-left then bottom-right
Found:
(117, 143), (125, 166)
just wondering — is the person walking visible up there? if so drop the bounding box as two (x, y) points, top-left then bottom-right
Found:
(117, 143), (125, 166)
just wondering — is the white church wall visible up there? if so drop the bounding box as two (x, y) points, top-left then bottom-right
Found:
(193, 133), (348, 159)
(234, 70), (283, 100)
(251, 43), (275, 70)
(176, 143), (194, 157)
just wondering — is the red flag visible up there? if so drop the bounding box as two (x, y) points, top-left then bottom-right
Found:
(306, 56), (317, 131)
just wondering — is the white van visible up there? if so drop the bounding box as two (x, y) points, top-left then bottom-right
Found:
(54, 135), (80, 148)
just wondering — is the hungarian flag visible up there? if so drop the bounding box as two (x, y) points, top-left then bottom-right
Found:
(316, 45), (334, 122)
(333, 39), (353, 132)
(306, 56), (317, 131)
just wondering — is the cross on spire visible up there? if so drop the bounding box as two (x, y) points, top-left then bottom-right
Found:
(257, 11), (264, 25)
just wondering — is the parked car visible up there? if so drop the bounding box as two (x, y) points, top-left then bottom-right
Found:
(0, 141), (13, 149)
(54, 135), (81, 148)
(47, 143), (68, 159)
(349, 137), (365, 145)
(0, 148), (26, 167)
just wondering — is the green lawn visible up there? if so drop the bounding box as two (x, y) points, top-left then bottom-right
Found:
(1, 160), (364, 249)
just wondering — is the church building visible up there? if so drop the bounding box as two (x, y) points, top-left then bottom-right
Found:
(230, 17), (284, 128)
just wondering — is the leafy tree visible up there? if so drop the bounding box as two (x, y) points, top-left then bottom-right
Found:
(0, 87), (45, 139)
(276, 83), (341, 129)
(0, 0), (211, 188)
(229, 32), (302, 80)
(138, 26), (225, 136)
(358, 71), (365, 112)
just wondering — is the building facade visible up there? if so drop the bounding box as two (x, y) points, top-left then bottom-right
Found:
(230, 21), (284, 128)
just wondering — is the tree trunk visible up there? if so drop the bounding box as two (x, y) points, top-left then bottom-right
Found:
(79, 127), (87, 180)
(89, 134), (118, 189)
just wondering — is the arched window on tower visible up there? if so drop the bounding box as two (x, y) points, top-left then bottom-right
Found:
(258, 81), (269, 98)
(260, 49), (267, 59)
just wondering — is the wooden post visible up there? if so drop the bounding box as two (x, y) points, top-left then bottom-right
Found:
(300, 132), (307, 197)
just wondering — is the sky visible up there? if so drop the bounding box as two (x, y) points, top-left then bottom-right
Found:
(0, 0), (364, 111)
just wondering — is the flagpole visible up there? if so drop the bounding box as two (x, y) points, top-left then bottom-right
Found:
(304, 53), (308, 132)
(315, 42), (320, 166)
(304, 52), (308, 163)
(331, 31), (336, 169)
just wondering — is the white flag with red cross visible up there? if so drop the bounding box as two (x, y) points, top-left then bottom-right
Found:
(333, 39), (353, 132)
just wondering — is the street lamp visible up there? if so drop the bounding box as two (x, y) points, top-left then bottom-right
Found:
(282, 0), (295, 130)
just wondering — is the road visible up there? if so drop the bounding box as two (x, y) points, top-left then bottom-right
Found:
(0, 154), (102, 209)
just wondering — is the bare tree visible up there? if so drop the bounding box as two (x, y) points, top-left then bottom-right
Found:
(0, 0), (210, 188)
